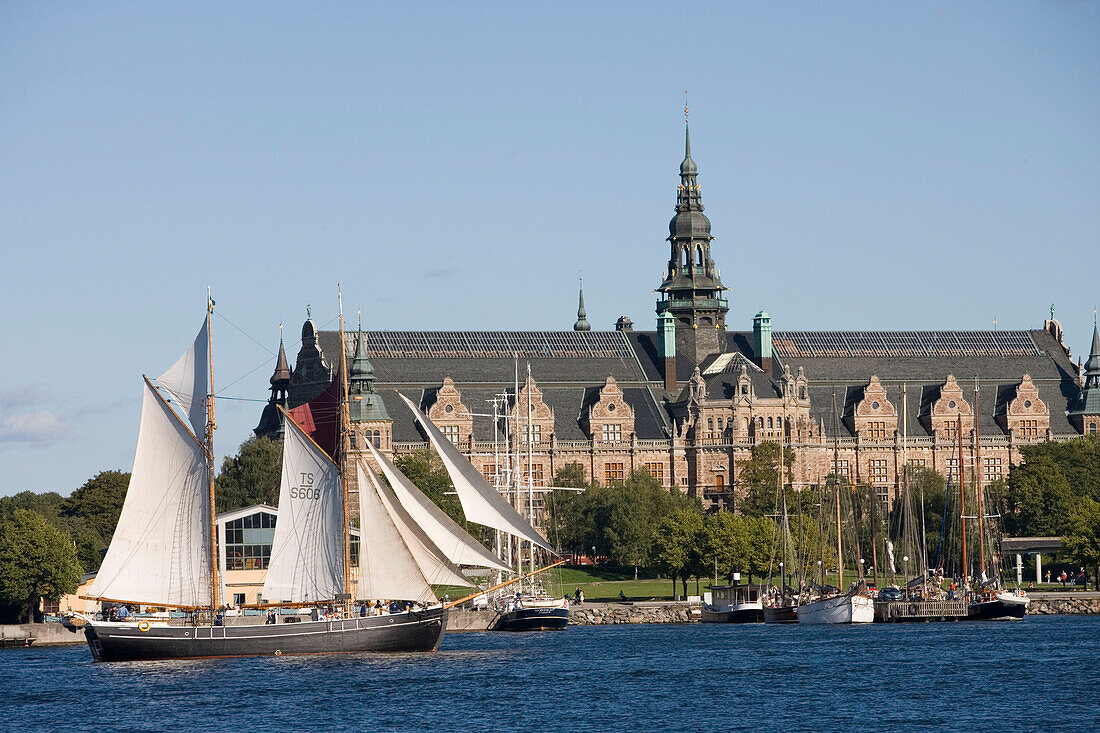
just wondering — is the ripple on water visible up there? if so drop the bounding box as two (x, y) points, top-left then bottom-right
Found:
(2, 616), (1099, 732)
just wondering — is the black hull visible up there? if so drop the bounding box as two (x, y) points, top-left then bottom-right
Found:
(700, 606), (765, 624)
(495, 607), (569, 632)
(968, 599), (1027, 621)
(84, 608), (447, 662)
(762, 605), (798, 624)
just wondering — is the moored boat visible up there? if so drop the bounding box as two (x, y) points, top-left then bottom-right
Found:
(701, 583), (764, 623)
(495, 596), (569, 631)
(795, 590), (874, 625)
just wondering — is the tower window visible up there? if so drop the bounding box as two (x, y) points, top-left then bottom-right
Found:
(696, 246), (704, 267)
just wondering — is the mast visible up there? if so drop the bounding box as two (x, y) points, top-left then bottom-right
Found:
(338, 286), (352, 606)
(205, 293), (220, 613)
(957, 412), (968, 590)
(974, 377), (986, 580)
(526, 363), (536, 581)
(832, 393), (842, 590)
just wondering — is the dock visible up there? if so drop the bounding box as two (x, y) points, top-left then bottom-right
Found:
(874, 599), (969, 622)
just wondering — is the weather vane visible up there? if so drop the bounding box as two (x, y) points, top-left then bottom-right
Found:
(684, 91), (689, 123)
(306, 304), (311, 319)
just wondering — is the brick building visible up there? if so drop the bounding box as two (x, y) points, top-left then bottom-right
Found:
(255, 126), (1100, 510)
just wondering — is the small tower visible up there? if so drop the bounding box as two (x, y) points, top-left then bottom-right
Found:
(254, 331), (292, 438)
(288, 308), (333, 408)
(1069, 322), (1100, 434)
(657, 310), (677, 392)
(574, 277), (591, 332)
(753, 310), (773, 374)
(655, 118), (729, 365)
(347, 326), (393, 451)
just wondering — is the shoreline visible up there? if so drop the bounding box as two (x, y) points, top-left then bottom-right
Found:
(5, 591), (1098, 645)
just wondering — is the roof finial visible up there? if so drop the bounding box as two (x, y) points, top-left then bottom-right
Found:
(1050, 303), (1055, 320)
(306, 303), (312, 320)
(357, 309), (362, 332)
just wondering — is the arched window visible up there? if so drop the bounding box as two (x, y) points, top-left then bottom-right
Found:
(767, 417), (773, 429)
(741, 383), (748, 395)
(707, 418), (714, 432)
(743, 418), (749, 432)
(758, 417), (764, 428)
(799, 386), (807, 400)
(696, 246), (704, 267)
(681, 247), (690, 270)
(372, 430), (381, 448)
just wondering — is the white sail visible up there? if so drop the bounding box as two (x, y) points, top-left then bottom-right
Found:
(156, 317), (209, 438)
(399, 393), (553, 552)
(88, 380), (211, 607)
(356, 463), (472, 603)
(366, 441), (512, 573)
(261, 415), (344, 604)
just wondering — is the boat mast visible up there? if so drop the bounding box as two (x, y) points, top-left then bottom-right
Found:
(974, 377), (986, 581)
(338, 286), (352, 607)
(832, 393), (842, 590)
(205, 293), (220, 613)
(526, 362), (536, 583)
(957, 412), (968, 590)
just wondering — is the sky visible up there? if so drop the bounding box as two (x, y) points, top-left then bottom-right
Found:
(1, 2), (1098, 497)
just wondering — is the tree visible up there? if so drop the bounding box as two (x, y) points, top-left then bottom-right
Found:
(216, 435), (282, 511)
(650, 508), (704, 599)
(735, 441), (795, 517)
(60, 471), (128, 541)
(1064, 497), (1100, 591)
(57, 471), (129, 572)
(1002, 455), (1075, 537)
(0, 509), (83, 623)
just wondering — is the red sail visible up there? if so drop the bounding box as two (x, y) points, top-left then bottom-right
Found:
(287, 378), (341, 460)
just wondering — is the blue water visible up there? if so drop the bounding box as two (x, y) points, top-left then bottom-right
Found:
(3, 616), (1099, 732)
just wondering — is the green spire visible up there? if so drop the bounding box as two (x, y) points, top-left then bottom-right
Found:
(574, 275), (591, 331)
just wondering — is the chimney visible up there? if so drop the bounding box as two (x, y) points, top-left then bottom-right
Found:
(753, 310), (772, 375)
(658, 311), (677, 393)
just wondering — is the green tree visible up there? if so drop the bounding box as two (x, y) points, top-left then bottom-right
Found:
(0, 491), (65, 524)
(57, 470), (130, 571)
(1064, 497), (1100, 591)
(1002, 455), (1075, 537)
(216, 435), (282, 511)
(61, 470), (128, 541)
(0, 509), (83, 623)
(735, 441), (795, 517)
(650, 508), (704, 599)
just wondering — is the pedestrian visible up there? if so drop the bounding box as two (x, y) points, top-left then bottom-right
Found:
(1045, 570), (1051, 584)
(574, 588), (581, 604)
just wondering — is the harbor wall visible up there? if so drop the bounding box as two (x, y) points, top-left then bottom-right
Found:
(0, 623), (84, 646)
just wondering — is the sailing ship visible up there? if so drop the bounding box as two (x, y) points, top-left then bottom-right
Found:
(795, 397), (874, 625)
(76, 300), (478, 661)
(397, 391), (569, 631)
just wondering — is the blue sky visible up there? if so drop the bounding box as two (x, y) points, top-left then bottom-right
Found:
(1, 2), (1097, 496)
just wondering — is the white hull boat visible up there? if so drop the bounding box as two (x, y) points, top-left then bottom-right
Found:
(796, 593), (874, 625)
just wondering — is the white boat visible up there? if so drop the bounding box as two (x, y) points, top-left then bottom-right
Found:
(76, 300), (477, 661)
(796, 591), (874, 625)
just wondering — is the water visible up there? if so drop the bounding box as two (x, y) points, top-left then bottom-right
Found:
(4, 616), (1099, 732)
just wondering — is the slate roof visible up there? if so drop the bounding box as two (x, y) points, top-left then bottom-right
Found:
(294, 326), (1083, 443)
